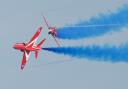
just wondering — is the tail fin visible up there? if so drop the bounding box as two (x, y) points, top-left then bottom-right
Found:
(37, 38), (46, 47)
(35, 51), (38, 59)
(35, 38), (46, 59)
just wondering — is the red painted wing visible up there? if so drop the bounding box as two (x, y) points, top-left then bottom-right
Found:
(52, 36), (60, 47)
(26, 27), (42, 47)
(21, 51), (30, 70)
(42, 15), (50, 29)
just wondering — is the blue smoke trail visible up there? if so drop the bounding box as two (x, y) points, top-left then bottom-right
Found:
(57, 5), (128, 39)
(42, 45), (128, 62)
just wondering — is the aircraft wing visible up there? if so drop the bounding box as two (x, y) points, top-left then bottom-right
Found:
(42, 15), (50, 29)
(52, 36), (60, 47)
(26, 27), (42, 47)
(21, 50), (30, 70)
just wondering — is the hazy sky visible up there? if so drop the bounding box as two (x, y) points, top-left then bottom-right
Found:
(0, 0), (128, 89)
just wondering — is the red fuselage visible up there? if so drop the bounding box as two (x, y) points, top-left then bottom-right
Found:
(48, 27), (57, 37)
(13, 43), (41, 52)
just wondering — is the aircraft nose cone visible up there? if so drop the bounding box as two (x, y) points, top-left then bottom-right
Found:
(13, 44), (17, 49)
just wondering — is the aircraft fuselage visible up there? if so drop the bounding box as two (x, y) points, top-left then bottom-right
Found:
(13, 43), (40, 52)
(48, 27), (57, 37)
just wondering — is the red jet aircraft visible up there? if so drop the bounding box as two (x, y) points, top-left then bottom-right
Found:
(42, 15), (60, 47)
(13, 27), (46, 70)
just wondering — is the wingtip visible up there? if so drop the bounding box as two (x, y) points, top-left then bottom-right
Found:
(44, 38), (46, 41)
(38, 26), (42, 31)
(21, 65), (25, 70)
